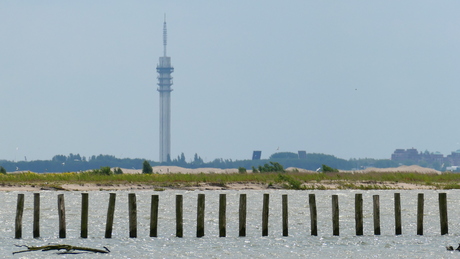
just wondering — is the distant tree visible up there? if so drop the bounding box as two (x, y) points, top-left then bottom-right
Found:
(114, 167), (123, 175)
(193, 153), (203, 165)
(142, 160), (153, 174)
(180, 153), (186, 163)
(52, 155), (66, 163)
(0, 166), (6, 174)
(269, 152), (299, 160)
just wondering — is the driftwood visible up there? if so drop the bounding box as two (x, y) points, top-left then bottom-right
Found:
(13, 244), (110, 255)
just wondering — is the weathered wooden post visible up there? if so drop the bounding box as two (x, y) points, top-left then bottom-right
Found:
(176, 195), (183, 238)
(417, 193), (424, 235)
(309, 194), (318, 236)
(33, 193), (40, 238)
(282, 194), (288, 236)
(105, 193), (116, 238)
(15, 194), (24, 239)
(81, 193), (89, 238)
(239, 194), (247, 237)
(196, 194), (205, 237)
(219, 194), (226, 237)
(262, 193), (269, 236)
(150, 195), (159, 237)
(373, 195), (380, 235)
(394, 193), (402, 235)
(128, 193), (137, 238)
(57, 194), (66, 238)
(332, 195), (339, 236)
(439, 193), (448, 235)
(355, 193), (363, 236)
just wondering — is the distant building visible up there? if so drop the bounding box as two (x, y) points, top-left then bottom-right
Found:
(252, 151), (262, 160)
(391, 148), (446, 167)
(391, 148), (419, 161)
(446, 150), (460, 166)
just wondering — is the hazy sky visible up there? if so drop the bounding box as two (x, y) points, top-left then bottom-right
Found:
(1, 1), (460, 162)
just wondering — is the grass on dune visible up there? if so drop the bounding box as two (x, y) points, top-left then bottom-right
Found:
(2, 171), (460, 190)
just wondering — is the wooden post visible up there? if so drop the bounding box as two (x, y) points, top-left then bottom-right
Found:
(355, 193), (363, 236)
(57, 194), (66, 238)
(81, 193), (89, 238)
(15, 194), (24, 239)
(219, 194), (226, 237)
(196, 194), (205, 237)
(239, 194), (247, 237)
(282, 194), (288, 236)
(309, 194), (318, 236)
(128, 193), (137, 238)
(417, 193), (424, 235)
(33, 193), (40, 238)
(394, 193), (402, 235)
(176, 195), (183, 238)
(439, 193), (448, 235)
(373, 195), (380, 235)
(105, 193), (116, 238)
(332, 195), (339, 236)
(262, 193), (269, 236)
(150, 195), (159, 237)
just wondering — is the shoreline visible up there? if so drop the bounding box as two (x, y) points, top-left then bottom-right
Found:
(0, 181), (438, 192)
(0, 165), (450, 191)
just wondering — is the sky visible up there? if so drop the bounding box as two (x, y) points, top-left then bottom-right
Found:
(1, 1), (460, 162)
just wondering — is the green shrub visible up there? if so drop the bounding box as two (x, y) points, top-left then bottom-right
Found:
(114, 167), (123, 175)
(90, 166), (113, 176)
(238, 167), (247, 174)
(322, 164), (339, 173)
(142, 160), (153, 174)
(277, 173), (303, 190)
(0, 166), (6, 174)
(258, 162), (285, 173)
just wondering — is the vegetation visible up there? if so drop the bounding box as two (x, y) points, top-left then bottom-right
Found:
(256, 162), (284, 173)
(322, 164), (339, 172)
(0, 170), (459, 190)
(0, 152), (402, 173)
(269, 152), (299, 160)
(238, 167), (247, 174)
(88, 166), (112, 176)
(0, 166), (6, 174)
(277, 174), (303, 189)
(142, 160), (153, 174)
(113, 167), (123, 175)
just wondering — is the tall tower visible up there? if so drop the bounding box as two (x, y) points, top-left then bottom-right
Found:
(157, 15), (174, 162)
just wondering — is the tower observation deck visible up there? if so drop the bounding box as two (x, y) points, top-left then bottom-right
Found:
(157, 16), (174, 162)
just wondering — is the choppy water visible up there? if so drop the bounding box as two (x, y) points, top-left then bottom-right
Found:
(2, 190), (460, 258)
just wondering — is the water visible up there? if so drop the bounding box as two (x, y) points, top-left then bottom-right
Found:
(2, 190), (460, 258)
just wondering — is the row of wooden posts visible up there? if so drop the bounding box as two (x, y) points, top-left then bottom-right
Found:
(14, 192), (449, 239)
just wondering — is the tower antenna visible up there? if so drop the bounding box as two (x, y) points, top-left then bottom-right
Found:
(163, 14), (167, 57)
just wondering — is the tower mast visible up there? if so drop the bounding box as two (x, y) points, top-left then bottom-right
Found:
(163, 14), (167, 56)
(157, 15), (174, 163)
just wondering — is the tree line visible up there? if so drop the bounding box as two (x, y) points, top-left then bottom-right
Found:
(0, 152), (401, 173)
